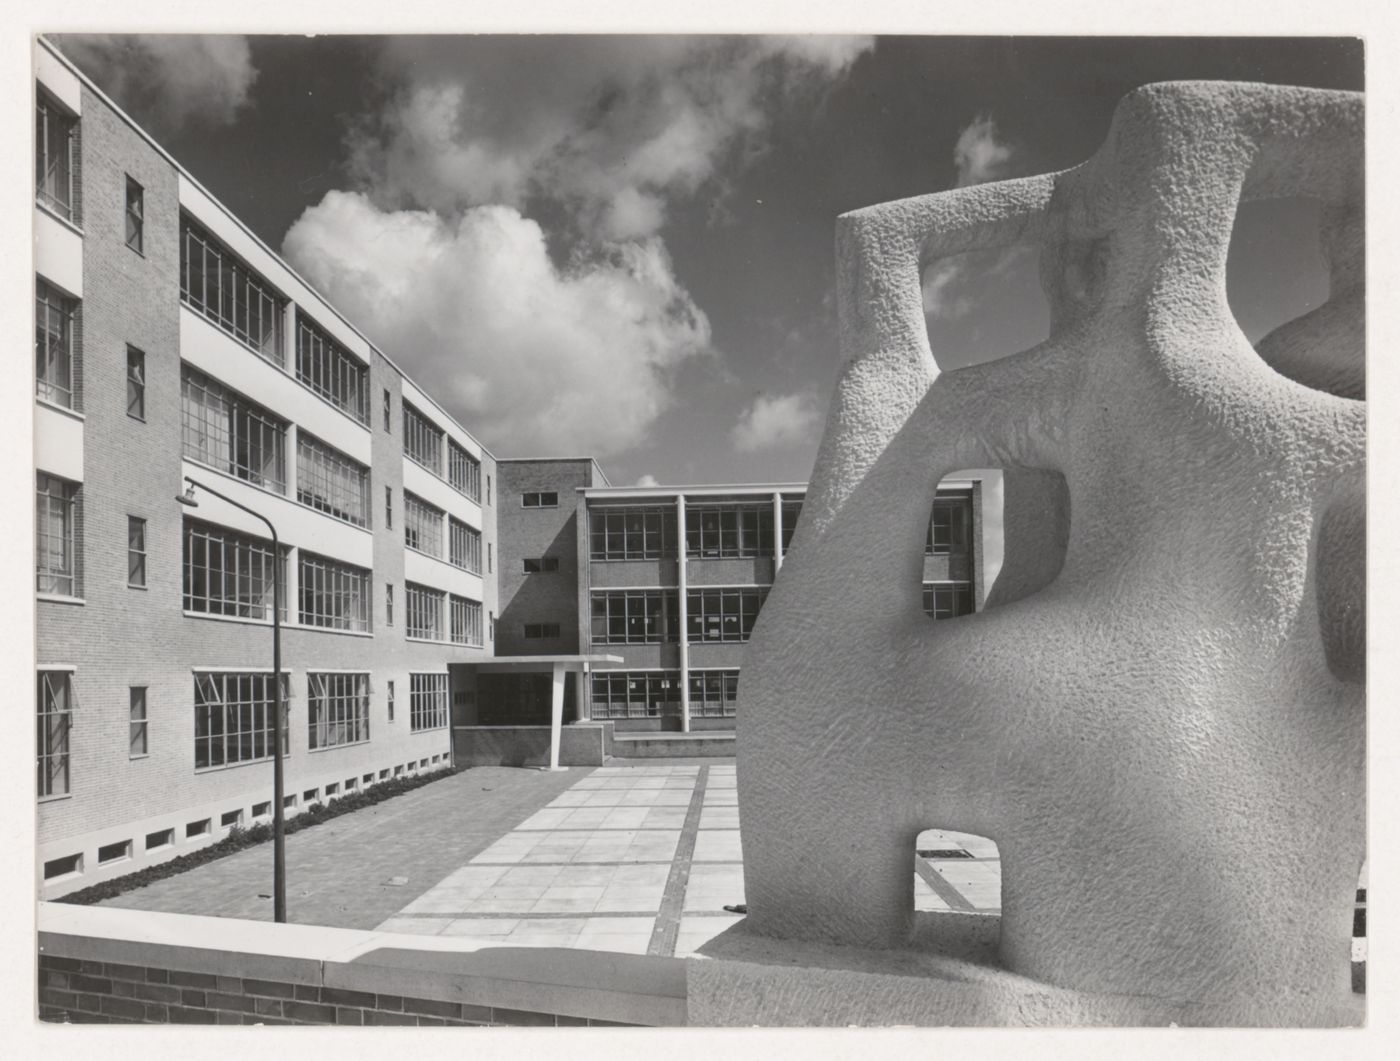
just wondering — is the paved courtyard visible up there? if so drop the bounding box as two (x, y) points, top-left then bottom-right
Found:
(96, 760), (1003, 958)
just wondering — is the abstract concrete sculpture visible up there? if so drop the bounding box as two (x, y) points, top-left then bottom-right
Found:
(736, 82), (1364, 1026)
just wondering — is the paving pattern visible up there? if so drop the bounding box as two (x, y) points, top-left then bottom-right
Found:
(374, 762), (1002, 957)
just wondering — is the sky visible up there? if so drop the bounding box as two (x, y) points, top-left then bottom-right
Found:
(48, 34), (1363, 487)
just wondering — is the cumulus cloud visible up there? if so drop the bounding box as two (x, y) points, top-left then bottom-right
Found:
(347, 35), (873, 239)
(52, 35), (256, 132)
(282, 191), (711, 456)
(732, 392), (823, 453)
(634, 474), (661, 488)
(953, 114), (1016, 188)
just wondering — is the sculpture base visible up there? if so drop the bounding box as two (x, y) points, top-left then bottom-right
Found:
(687, 914), (1363, 1028)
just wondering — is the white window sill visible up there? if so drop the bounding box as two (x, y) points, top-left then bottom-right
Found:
(36, 198), (84, 236)
(183, 610), (281, 629)
(35, 397), (85, 422)
(38, 792), (73, 805)
(308, 739), (372, 755)
(37, 593), (85, 606)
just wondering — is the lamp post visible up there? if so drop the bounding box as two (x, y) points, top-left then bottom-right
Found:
(177, 476), (287, 923)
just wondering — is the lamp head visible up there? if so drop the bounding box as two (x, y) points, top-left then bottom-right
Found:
(176, 484), (199, 508)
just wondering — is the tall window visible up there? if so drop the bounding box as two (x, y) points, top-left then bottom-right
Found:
(35, 92), (77, 222)
(127, 516), (146, 588)
(193, 672), (288, 769)
(590, 506), (676, 560)
(387, 679), (395, 721)
(385, 583), (394, 626)
(125, 176), (144, 254)
(686, 587), (768, 643)
(129, 687), (148, 757)
(382, 388), (391, 432)
(126, 346), (145, 420)
(296, 433), (369, 526)
(410, 673), (449, 732)
(181, 367), (287, 493)
(448, 440), (481, 500)
(686, 504), (774, 558)
(404, 492), (444, 556)
(36, 473), (79, 596)
(688, 670), (739, 718)
(922, 582), (974, 620)
(591, 590), (678, 645)
(183, 518), (285, 621)
(36, 279), (78, 410)
(403, 403), (443, 474)
(180, 215), (286, 364)
(449, 517), (481, 573)
(296, 313), (368, 423)
(450, 596), (483, 646)
(299, 553), (371, 632)
(927, 493), (972, 554)
(590, 672), (680, 720)
(405, 582), (445, 640)
(307, 672), (370, 749)
(37, 671), (72, 797)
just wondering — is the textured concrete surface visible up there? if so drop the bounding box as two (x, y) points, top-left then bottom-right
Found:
(739, 81), (1364, 1025)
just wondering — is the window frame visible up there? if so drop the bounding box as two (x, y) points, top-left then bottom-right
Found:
(38, 670), (73, 798)
(922, 581), (974, 620)
(295, 311), (369, 424)
(521, 491), (559, 508)
(298, 551), (372, 633)
(449, 517), (482, 573)
(179, 214), (287, 366)
(590, 505), (677, 560)
(685, 503), (774, 559)
(37, 473), (80, 597)
(125, 175), (144, 255)
(409, 672), (448, 732)
(35, 278), (78, 411)
(126, 345), (146, 421)
(35, 90), (77, 223)
(193, 671), (290, 771)
(404, 492), (445, 557)
(402, 402), (444, 475)
(523, 622), (562, 640)
(405, 581), (446, 641)
(296, 431), (369, 527)
(590, 671), (681, 721)
(129, 686), (148, 757)
(182, 517), (287, 622)
(686, 587), (769, 644)
(307, 672), (371, 750)
(181, 366), (288, 495)
(448, 439), (482, 501)
(450, 595), (483, 646)
(591, 590), (679, 645)
(127, 515), (147, 588)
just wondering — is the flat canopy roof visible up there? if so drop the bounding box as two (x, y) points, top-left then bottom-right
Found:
(470, 654), (624, 673)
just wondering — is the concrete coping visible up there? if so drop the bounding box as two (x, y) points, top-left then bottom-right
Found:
(38, 902), (688, 1025)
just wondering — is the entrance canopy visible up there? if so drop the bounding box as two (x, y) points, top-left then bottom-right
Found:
(473, 654), (622, 673)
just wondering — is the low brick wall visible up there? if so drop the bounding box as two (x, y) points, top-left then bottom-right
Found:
(454, 723), (612, 768)
(37, 902), (685, 1026)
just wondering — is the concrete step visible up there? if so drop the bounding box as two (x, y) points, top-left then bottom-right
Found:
(610, 731), (737, 759)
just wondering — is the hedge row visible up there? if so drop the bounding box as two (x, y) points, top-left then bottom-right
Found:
(55, 766), (461, 906)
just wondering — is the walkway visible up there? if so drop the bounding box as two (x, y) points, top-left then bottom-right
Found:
(98, 760), (1004, 958)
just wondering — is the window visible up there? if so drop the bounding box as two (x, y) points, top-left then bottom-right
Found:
(387, 680), (395, 722)
(180, 216), (286, 364)
(37, 671), (72, 797)
(686, 503), (774, 559)
(489, 611), (495, 641)
(193, 672), (288, 769)
(44, 854), (82, 880)
(403, 402), (443, 474)
(410, 673), (449, 732)
(145, 829), (174, 851)
(523, 622), (561, 640)
(688, 670), (739, 718)
(449, 517), (481, 572)
(591, 590), (679, 645)
(181, 367), (288, 493)
(590, 506), (676, 560)
(383, 388), (391, 431)
(36, 91), (77, 222)
(922, 582), (974, 620)
(296, 312), (369, 423)
(488, 543), (492, 573)
(781, 501), (802, 551)
(451, 596), (483, 646)
(127, 516), (146, 588)
(522, 557), (560, 573)
(99, 840), (132, 865)
(487, 475), (492, 505)
(186, 819), (210, 838)
(221, 809), (244, 828)
(449, 440), (481, 500)
(385, 486), (393, 529)
(126, 346), (145, 420)
(687, 587), (768, 643)
(296, 433), (369, 526)
(404, 492), (444, 556)
(298, 553), (371, 632)
(590, 671), (681, 720)
(36, 279), (78, 410)
(386, 583), (394, 627)
(125, 176), (144, 254)
(927, 493), (972, 555)
(183, 518), (286, 621)
(37, 474), (80, 596)
(522, 491), (558, 508)
(307, 672), (370, 749)
(129, 686), (148, 756)
(405, 582), (445, 640)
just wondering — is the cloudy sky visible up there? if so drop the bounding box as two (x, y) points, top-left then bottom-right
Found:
(50, 34), (1362, 486)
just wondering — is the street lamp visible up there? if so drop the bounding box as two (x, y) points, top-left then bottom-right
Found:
(177, 476), (287, 923)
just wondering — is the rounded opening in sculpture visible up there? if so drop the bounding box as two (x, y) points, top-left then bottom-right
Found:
(921, 245), (1051, 372)
(914, 828), (1002, 917)
(1227, 195), (1363, 400)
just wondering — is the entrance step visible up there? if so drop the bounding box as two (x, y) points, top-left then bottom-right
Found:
(610, 731), (736, 759)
